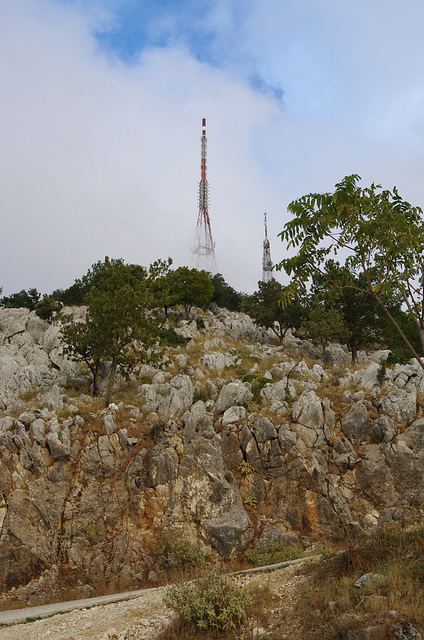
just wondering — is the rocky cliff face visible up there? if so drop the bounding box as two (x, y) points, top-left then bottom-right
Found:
(0, 307), (423, 600)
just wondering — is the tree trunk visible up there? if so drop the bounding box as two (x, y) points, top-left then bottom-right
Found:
(105, 359), (118, 407)
(350, 341), (358, 364)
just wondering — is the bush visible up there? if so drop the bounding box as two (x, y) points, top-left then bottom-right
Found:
(245, 542), (304, 566)
(154, 533), (206, 569)
(158, 326), (189, 347)
(163, 571), (251, 632)
(242, 373), (272, 399)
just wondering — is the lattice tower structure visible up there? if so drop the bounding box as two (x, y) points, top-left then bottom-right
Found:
(192, 118), (216, 271)
(262, 212), (273, 282)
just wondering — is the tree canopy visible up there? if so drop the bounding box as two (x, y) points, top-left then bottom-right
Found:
(244, 279), (306, 342)
(61, 258), (162, 404)
(277, 175), (424, 366)
(1, 288), (41, 310)
(168, 267), (214, 316)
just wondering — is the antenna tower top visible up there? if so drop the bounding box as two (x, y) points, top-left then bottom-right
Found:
(192, 118), (216, 271)
(262, 212), (273, 282)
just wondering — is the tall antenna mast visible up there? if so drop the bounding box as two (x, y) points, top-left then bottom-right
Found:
(262, 212), (273, 282)
(192, 118), (216, 271)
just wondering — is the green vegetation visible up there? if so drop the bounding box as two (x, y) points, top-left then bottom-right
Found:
(154, 533), (206, 569)
(1, 287), (41, 309)
(168, 266), (214, 317)
(243, 278), (306, 342)
(61, 257), (163, 405)
(210, 273), (242, 311)
(163, 571), (251, 633)
(297, 305), (349, 363)
(278, 174), (424, 366)
(245, 542), (304, 566)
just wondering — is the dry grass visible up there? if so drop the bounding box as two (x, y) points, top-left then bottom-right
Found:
(294, 525), (424, 638)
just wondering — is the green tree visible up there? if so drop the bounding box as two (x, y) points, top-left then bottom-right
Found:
(210, 273), (242, 311)
(168, 267), (214, 317)
(35, 295), (62, 322)
(0, 288), (41, 309)
(60, 258), (147, 306)
(148, 257), (173, 316)
(278, 175), (424, 367)
(297, 305), (350, 363)
(244, 279), (306, 342)
(311, 260), (401, 362)
(61, 258), (162, 405)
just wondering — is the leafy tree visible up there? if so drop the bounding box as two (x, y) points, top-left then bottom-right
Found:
(61, 257), (162, 404)
(244, 279), (306, 342)
(148, 257), (173, 316)
(311, 260), (402, 362)
(60, 257), (147, 306)
(297, 306), (350, 363)
(35, 295), (62, 322)
(0, 288), (41, 309)
(278, 175), (424, 367)
(210, 273), (242, 311)
(168, 267), (214, 317)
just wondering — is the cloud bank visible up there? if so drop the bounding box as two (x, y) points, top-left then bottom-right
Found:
(1, 0), (424, 295)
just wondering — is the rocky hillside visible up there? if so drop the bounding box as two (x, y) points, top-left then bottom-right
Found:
(0, 305), (423, 602)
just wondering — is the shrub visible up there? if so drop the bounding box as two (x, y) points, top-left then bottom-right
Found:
(163, 571), (251, 632)
(154, 533), (206, 569)
(241, 373), (271, 399)
(245, 542), (304, 566)
(158, 326), (189, 347)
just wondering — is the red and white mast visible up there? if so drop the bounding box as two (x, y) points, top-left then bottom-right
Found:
(262, 212), (273, 282)
(192, 118), (216, 271)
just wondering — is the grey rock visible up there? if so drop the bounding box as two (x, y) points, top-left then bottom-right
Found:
(222, 406), (247, 425)
(342, 402), (370, 442)
(214, 382), (253, 414)
(379, 388), (417, 427)
(292, 390), (324, 430)
(45, 429), (71, 461)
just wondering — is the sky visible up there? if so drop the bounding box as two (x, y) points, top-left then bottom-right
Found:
(1, 0), (424, 296)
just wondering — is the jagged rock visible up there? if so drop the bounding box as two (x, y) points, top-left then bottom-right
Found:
(369, 415), (396, 443)
(202, 351), (236, 372)
(214, 381), (253, 414)
(353, 362), (381, 389)
(39, 385), (65, 412)
(45, 429), (71, 461)
(342, 401), (370, 442)
(260, 379), (296, 404)
(252, 416), (277, 442)
(222, 406), (247, 425)
(257, 524), (299, 549)
(292, 390), (324, 430)
(379, 388), (417, 427)
(325, 344), (351, 366)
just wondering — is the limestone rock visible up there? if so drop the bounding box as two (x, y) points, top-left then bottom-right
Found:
(342, 402), (370, 442)
(214, 382), (253, 414)
(292, 390), (324, 430)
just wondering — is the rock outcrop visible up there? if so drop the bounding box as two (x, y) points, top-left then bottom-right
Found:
(1, 306), (424, 598)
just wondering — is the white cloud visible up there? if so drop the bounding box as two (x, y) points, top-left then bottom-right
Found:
(1, 0), (424, 297)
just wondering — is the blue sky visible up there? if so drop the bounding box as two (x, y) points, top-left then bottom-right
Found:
(1, 0), (424, 295)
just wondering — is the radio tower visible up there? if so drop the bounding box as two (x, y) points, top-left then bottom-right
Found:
(262, 212), (273, 282)
(192, 118), (216, 271)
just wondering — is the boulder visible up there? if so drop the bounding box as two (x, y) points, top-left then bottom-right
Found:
(214, 382), (253, 414)
(342, 402), (370, 442)
(292, 390), (324, 430)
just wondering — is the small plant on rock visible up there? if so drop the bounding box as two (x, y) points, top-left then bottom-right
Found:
(238, 461), (255, 476)
(243, 496), (258, 509)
